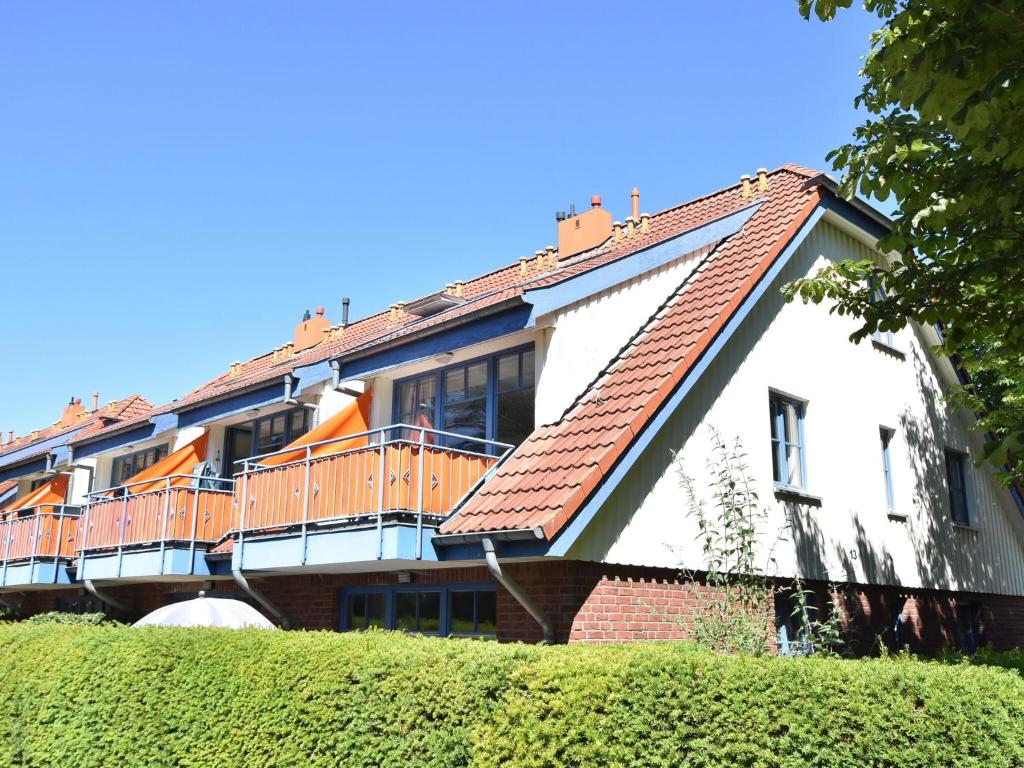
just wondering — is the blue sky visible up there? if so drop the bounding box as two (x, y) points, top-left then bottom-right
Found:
(0, 1), (880, 437)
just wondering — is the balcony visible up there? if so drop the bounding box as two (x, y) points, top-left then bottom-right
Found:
(0, 504), (81, 588)
(233, 425), (510, 570)
(78, 475), (234, 581)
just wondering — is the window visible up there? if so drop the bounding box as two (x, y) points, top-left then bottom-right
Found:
(223, 406), (312, 473)
(880, 428), (896, 513)
(342, 585), (497, 637)
(769, 393), (806, 489)
(449, 588), (497, 636)
(347, 591), (388, 630)
(393, 346), (535, 451)
(111, 444), (169, 487)
(868, 279), (896, 348)
(775, 591), (813, 656)
(956, 603), (982, 654)
(496, 349), (535, 447)
(945, 448), (971, 525)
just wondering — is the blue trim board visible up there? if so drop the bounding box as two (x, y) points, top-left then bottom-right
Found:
(0, 560), (76, 588)
(73, 422), (161, 460)
(0, 426), (86, 471)
(234, 523), (440, 571)
(546, 205), (830, 556)
(176, 381), (287, 429)
(335, 305), (532, 380)
(524, 203), (763, 324)
(0, 456), (47, 484)
(79, 546), (211, 580)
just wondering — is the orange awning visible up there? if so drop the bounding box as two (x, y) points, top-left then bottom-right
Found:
(119, 432), (209, 495)
(261, 392), (372, 467)
(6, 474), (69, 513)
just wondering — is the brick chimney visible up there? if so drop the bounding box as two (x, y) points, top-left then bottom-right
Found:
(294, 307), (331, 352)
(557, 195), (613, 261)
(60, 397), (85, 428)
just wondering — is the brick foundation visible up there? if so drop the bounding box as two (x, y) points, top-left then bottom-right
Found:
(11, 560), (1024, 654)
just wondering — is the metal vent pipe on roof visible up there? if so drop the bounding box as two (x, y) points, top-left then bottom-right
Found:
(342, 297), (350, 326)
(631, 187), (639, 221)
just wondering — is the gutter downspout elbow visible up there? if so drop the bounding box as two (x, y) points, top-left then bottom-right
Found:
(83, 579), (128, 612)
(482, 537), (554, 644)
(232, 568), (290, 629)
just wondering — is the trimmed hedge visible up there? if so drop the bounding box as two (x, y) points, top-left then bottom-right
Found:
(0, 625), (1022, 767)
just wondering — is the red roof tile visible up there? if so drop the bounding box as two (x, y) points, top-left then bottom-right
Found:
(440, 167), (826, 539)
(0, 395), (154, 463)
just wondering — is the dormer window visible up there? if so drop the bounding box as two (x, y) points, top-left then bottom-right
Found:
(394, 346), (535, 451)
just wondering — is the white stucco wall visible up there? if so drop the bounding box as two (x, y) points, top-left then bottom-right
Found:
(534, 250), (706, 425)
(569, 218), (1024, 597)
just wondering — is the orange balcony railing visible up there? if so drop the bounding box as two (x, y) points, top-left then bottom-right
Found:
(78, 475), (234, 557)
(235, 425), (511, 557)
(0, 505), (80, 580)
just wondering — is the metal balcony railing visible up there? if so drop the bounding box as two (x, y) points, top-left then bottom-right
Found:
(235, 425), (512, 559)
(78, 475), (235, 565)
(0, 504), (80, 584)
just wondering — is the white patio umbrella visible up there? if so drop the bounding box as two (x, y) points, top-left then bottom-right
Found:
(133, 591), (276, 629)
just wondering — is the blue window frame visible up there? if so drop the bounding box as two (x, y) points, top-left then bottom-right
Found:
(341, 583), (497, 637)
(222, 406), (312, 475)
(111, 443), (169, 486)
(393, 345), (535, 450)
(945, 448), (971, 525)
(880, 427), (896, 512)
(769, 392), (806, 490)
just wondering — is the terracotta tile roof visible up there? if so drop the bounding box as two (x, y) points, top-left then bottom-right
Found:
(110, 176), (776, 423)
(0, 395), (154, 464)
(440, 166), (827, 539)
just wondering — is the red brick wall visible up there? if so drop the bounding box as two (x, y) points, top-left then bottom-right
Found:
(8, 560), (1024, 654)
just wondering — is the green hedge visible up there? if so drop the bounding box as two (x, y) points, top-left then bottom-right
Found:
(0, 625), (1022, 767)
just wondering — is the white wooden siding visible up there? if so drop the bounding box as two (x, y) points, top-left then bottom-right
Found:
(569, 220), (1024, 597)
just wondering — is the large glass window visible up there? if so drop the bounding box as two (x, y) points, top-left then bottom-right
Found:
(443, 361), (488, 448)
(393, 346), (535, 451)
(342, 585), (496, 637)
(224, 407), (312, 473)
(769, 393), (805, 489)
(111, 444), (169, 487)
(348, 592), (387, 630)
(496, 349), (535, 447)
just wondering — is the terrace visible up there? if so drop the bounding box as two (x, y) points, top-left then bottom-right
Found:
(232, 425), (511, 570)
(0, 503), (81, 588)
(77, 475), (234, 580)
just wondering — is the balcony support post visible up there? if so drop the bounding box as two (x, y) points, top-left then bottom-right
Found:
(116, 494), (129, 579)
(27, 513), (40, 581)
(78, 499), (94, 581)
(188, 484), (201, 576)
(415, 431), (425, 560)
(53, 506), (66, 584)
(0, 518), (11, 589)
(376, 434), (386, 560)
(237, 462), (249, 569)
(300, 446), (311, 566)
(158, 477), (171, 576)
